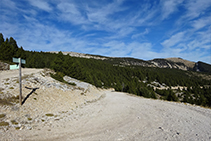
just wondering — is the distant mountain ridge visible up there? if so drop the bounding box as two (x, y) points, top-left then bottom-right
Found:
(51, 51), (211, 73)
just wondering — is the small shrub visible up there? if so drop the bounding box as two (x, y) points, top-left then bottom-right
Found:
(0, 121), (9, 126)
(0, 114), (6, 118)
(45, 113), (54, 117)
(9, 87), (14, 89)
(0, 98), (13, 105)
(15, 127), (20, 130)
(68, 82), (76, 86)
(11, 120), (18, 125)
(50, 72), (65, 83)
(27, 118), (32, 121)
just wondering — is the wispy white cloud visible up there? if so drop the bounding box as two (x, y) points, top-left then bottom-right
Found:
(28, 0), (52, 12)
(184, 0), (211, 20)
(161, 32), (186, 48)
(87, 0), (125, 24)
(191, 15), (211, 30)
(1, 0), (16, 10)
(187, 28), (211, 50)
(57, 2), (88, 25)
(132, 28), (149, 39)
(161, 0), (184, 20)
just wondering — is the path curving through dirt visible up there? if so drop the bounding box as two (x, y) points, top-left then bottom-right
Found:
(18, 91), (211, 141)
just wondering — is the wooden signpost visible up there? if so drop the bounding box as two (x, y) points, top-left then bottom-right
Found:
(12, 57), (26, 105)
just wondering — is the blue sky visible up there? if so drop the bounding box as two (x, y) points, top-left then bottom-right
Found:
(1, 0), (211, 64)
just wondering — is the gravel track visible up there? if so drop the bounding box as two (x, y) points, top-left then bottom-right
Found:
(5, 91), (209, 141)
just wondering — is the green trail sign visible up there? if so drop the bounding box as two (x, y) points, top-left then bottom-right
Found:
(12, 57), (26, 105)
(10, 64), (19, 70)
(13, 58), (26, 64)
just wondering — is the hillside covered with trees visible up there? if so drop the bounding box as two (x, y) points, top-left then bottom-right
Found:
(0, 33), (211, 107)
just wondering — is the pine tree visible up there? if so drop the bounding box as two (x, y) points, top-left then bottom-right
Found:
(0, 33), (4, 47)
(0, 40), (13, 61)
(51, 51), (64, 72)
(9, 37), (18, 54)
(15, 46), (26, 59)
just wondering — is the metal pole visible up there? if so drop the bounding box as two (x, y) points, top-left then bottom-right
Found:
(0, 71), (1, 87)
(19, 58), (22, 105)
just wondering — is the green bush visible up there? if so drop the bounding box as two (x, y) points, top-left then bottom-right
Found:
(0, 114), (6, 118)
(45, 113), (54, 117)
(0, 121), (9, 126)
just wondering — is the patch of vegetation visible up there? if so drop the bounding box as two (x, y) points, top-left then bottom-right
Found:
(5, 78), (9, 81)
(11, 120), (18, 125)
(0, 98), (13, 105)
(0, 95), (19, 105)
(15, 127), (20, 130)
(27, 118), (32, 121)
(155, 89), (178, 101)
(50, 72), (76, 86)
(0, 114), (6, 118)
(0, 121), (9, 126)
(50, 72), (65, 83)
(67, 82), (76, 86)
(9, 87), (14, 89)
(45, 113), (54, 117)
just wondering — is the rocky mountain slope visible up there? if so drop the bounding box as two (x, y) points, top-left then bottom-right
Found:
(51, 51), (211, 73)
(50, 51), (107, 60)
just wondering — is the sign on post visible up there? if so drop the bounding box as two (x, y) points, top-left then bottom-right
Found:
(12, 57), (26, 105)
(13, 58), (26, 64)
(10, 64), (19, 70)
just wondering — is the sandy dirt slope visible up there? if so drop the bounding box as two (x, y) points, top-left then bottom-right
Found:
(0, 69), (211, 141)
(0, 68), (42, 80)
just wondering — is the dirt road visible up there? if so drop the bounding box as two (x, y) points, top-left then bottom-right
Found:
(6, 91), (210, 141)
